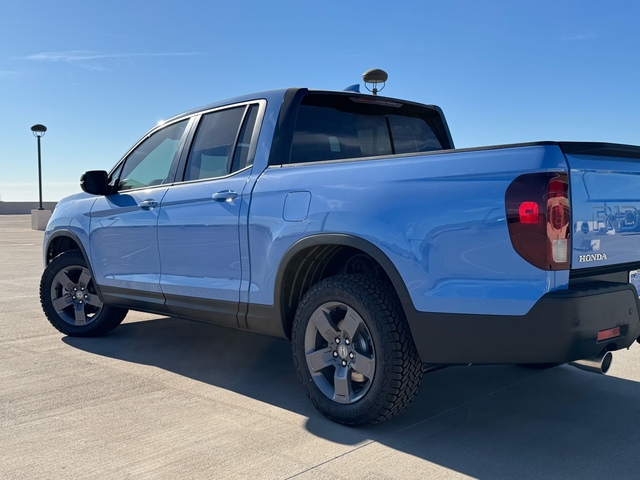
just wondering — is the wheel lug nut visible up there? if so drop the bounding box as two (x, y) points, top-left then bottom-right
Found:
(335, 338), (340, 344)
(345, 339), (350, 345)
(341, 360), (347, 367)
(84, 295), (88, 299)
(349, 352), (355, 359)
(333, 351), (338, 358)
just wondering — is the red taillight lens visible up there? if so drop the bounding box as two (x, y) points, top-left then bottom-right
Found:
(519, 202), (539, 224)
(506, 172), (571, 270)
(548, 179), (565, 197)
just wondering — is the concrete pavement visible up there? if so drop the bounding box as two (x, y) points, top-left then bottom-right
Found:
(2, 214), (640, 479)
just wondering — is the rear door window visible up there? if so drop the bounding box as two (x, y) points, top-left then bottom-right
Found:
(183, 104), (259, 181)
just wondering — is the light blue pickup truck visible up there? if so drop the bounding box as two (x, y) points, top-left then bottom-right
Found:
(40, 88), (640, 425)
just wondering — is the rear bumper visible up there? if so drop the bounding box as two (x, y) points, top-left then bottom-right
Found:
(405, 281), (640, 364)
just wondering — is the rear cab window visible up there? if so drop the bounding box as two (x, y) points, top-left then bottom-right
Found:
(288, 93), (450, 165)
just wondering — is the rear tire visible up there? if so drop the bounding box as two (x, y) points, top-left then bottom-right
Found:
(40, 250), (128, 337)
(292, 274), (422, 426)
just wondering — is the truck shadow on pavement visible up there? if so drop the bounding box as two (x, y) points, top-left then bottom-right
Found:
(64, 316), (640, 479)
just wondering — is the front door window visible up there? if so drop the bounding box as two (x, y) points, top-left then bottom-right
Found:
(115, 119), (188, 191)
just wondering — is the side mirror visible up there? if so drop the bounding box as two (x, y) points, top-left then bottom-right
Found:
(80, 170), (110, 195)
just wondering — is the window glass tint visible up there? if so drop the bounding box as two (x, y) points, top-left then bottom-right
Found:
(185, 107), (246, 181)
(231, 105), (259, 173)
(117, 120), (188, 191)
(389, 115), (441, 153)
(291, 106), (361, 164)
(355, 115), (392, 157)
(290, 95), (443, 164)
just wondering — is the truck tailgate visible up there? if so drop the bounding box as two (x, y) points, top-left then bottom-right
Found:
(561, 142), (640, 271)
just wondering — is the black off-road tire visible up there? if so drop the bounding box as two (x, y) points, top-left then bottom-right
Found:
(40, 250), (128, 337)
(292, 274), (423, 426)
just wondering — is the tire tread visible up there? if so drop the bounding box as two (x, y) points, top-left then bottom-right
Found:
(292, 274), (422, 425)
(40, 250), (127, 337)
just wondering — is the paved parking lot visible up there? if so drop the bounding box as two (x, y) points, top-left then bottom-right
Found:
(2, 214), (640, 479)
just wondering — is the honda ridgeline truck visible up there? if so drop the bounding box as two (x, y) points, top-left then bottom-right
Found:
(40, 87), (640, 425)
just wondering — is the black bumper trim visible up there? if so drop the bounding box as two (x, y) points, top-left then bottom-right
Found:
(405, 282), (640, 365)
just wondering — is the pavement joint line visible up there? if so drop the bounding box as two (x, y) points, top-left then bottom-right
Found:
(284, 366), (555, 479)
(284, 438), (378, 479)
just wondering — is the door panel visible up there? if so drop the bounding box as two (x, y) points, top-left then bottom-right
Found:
(88, 118), (190, 309)
(89, 187), (169, 308)
(156, 104), (259, 326)
(158, 174), (250, 326)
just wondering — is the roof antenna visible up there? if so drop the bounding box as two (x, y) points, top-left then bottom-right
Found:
(343, 84), (360, 93)
(362, 68), (388, 95)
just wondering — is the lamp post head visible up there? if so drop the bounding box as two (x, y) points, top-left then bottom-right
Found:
(31, 124), (47, 138)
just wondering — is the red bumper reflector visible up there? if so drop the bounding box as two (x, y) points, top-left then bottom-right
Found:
(597, 327), (621, 342)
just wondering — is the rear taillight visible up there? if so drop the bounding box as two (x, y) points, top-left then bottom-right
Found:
(506, 172), (571, 270)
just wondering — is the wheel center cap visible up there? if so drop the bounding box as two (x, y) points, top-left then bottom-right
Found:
(337, 344), (349, 359)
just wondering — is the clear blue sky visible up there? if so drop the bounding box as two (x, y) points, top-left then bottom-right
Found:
(1, 0), (639, 202)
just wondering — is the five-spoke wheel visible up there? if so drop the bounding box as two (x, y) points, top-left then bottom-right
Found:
(292, 274), (422, 426)
(40, 250), (127, 336)
(304, 301), (376, 404)
(49, 264), (104, 327)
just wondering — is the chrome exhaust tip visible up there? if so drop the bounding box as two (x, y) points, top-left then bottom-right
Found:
(569, 350), (613, 375)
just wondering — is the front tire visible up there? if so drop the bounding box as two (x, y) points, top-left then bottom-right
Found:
(292, 274), (422, 426)
(40, 250), (128, 337)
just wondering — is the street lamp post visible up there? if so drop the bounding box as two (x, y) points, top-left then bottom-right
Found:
(31, 124), (47, 210)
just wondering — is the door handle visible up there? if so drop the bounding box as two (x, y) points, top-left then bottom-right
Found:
(138, 199), (158, 210)
(212, 190), (238, 202)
